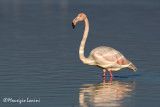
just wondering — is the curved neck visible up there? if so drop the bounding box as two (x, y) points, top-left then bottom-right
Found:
(79, 18), (91, 64)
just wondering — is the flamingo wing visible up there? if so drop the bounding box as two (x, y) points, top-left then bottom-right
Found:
(89, 46), (131, 67)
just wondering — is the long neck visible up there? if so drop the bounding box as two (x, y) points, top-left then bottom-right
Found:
(79, 18), (91, 64)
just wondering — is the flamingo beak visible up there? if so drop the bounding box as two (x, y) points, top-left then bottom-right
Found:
(72, 22), (75, 29)
(72, 18), (78, 29)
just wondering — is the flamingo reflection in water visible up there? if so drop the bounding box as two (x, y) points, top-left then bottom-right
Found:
(79, 78), (135, 107)
(72, 13), (137, 78)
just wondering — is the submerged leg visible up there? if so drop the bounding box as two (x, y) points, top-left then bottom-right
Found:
(109, 77), (113, 83)
(108, 71), (113, 77)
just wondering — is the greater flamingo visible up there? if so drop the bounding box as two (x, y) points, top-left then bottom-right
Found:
(72, 13), (137, 78)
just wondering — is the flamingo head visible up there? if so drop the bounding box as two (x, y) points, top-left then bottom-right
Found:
(72, 13), (87, 29)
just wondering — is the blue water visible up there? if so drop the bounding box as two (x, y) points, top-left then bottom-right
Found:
(0, 0), (160, 107)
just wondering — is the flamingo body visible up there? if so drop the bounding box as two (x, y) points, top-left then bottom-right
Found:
(72, 13), (137, 77)
(88, 46), (136, 71)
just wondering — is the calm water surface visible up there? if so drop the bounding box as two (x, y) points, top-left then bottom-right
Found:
(0, 0), (160, 107)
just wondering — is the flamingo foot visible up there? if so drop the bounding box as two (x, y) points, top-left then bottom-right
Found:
(108, 71), (113, 77)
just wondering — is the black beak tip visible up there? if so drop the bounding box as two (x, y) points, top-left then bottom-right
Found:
(72, 22), (75, 29)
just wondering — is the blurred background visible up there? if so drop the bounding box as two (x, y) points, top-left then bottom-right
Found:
(0, 0), (160, 107)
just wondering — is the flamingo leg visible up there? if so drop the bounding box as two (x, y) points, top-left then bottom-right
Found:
(103, 76), (106, 82)
(103, 72), (106, 77)
(108, 71), (113, 77)
(103, 69), (106, 77)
